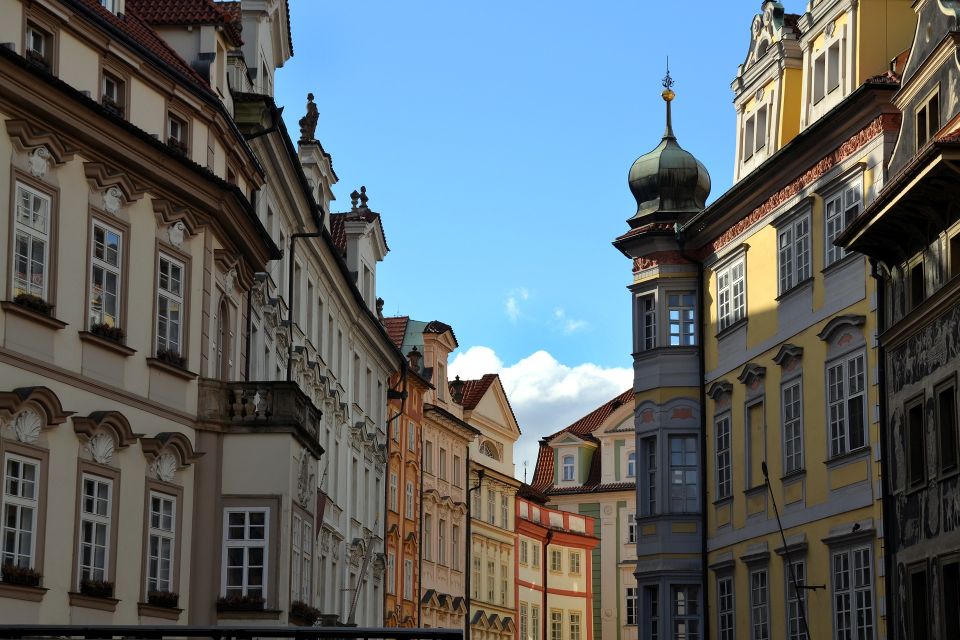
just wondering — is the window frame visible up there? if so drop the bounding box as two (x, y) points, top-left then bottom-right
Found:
(388, 471), (398, 512)
(1, 451), (43, 571)
(73, 464), (120, 591)
(626, 450), (636, 478)
(906, 394), (927, 491)
(671, 584), (700, 640)
(782, 380), (804, 474)
(638, 293), (657, 351)
(667, 291), (697, 346)
(830, 545), (875, 640)
(438, 518), (446, 566)
(220, 506), (271, 601)
(935, 377), (959, 476)
(750, 568), (770, 640)
(785, 559), (807, 640)
(404, 480), (414, 519)
(143, 483), (183, 599)
(717, 575), (735, 640)
(777, 213), (812, 295)
(641, 436), (657, 516)
(569, 550), (581, 575)
(153, 245), (190, 362)
(166, 110), (190, 154)
(423, 513), (432, 561)
(562, 454), (575, 482)
(823, 177), (862, 268)
(715, 413), (732, 500)
(9, 176), (59, 306)
(87, 214), (128, 331)
(669, 435), (699, 513)
(717, 258), (746, 332)
(625, 586), (638, 625)
(24, 18), (57, 73)
(916, 86), (941, 149)
(826, 350), (867, 459)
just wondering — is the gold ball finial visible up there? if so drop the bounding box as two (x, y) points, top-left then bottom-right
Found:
(662, 88), (675, 102)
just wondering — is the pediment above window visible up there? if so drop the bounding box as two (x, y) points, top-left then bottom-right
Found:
(737, 363), (767, 387)
(817, 314), (866, 343)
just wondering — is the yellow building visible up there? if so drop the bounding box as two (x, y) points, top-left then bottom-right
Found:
(613, 2), (916, 639)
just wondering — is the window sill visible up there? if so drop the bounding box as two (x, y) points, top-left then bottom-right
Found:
(716, 317), (748, 340)
(824, 446), (871, 469)
(79, 331), (136, 357)
(743, 484), (767, 498)
(216, 608), (282, 620)
(69, 591), (119, 612)
(146, 357), (197, 380)
(781, 469), (806, 482)
(821, 253), (862, 276)
(137, 602), (182, 620)
(938, 467), (960, 483)
(775, 277), (813, 302)
(1, 301), (68, 330)
(712, 496), (733, 507)
(0, 582), (47, 602)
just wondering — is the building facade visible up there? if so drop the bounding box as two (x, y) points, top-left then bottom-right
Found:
(530, 391), (637, 640)
(0, 0), (399, 629)
(463, 375), (521, 640)
(613, 2), (916, 640)
(515, 494), (598, 640)
(839, 2), (960, 637)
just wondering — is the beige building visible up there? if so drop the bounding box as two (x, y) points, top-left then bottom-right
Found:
(462, 375), (522, 640)
(0, 0), (399, 629)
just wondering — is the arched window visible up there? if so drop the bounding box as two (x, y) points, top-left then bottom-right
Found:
(479, 440), (499, 461)
(562, 455), (575, 482)
(627, 451), (636, 478)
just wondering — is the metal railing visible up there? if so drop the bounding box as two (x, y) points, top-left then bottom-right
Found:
(0, 626), (462, 640)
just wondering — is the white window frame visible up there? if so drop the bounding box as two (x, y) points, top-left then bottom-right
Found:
(626, 450), (636, 478)
(531, 542), (540, 568)
(438, 519), (447, 565)
(750, 568), (770, 640)
(221, 507), (269, 599)
(570, 611), (581, 640)
(783, 381), (804, 473)
(569, 550), (581, 575)
(386, 551), (395, 595)
(831, 546), (874, 640)
(501, 495), (508, 528)
(824, 178), (861, 267)
(89, 219), (123, 329)
(531, 605), (541, 640)
(438, 448), (447, 479)
(778, 214), (811, 294)
(487, 489), (496, 525)
(669, 436), (698, 513)
(672, 585), (700, 640)
(717, 259), (746, 332)
(626, 586), (638, 625)
(716, 414), (732, 500)
(562, 454), (575, 482)
(424, 514), (432, 561)
(403, 558), (413, 599)
(12, 182), (51, 300)
(451, 524), (459, 570)
(146, 491), (176, 594)
(2, 453), (40, 569)
(520, 540), (529, 565)
(405, 481), (414, 519)
(718, 575), (735, 640)
(786, 560), (807, 640)
(156, 253), (185, 355)
(520, 603), (529, 640)
(78, 474), (113, 585)
(550, 548), (562, 572)
(424, 441), (433, 474)
(550, 609), (563, 640)
(827, 351), (867, 457)
(407, 421), (415, 452)
(627, 514), (637, 544)
(640, 294), (657, 350)
(668, 291), (697, 345)
(389, 472), (398, 511)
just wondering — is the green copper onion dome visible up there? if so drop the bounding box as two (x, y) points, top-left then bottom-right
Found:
(627, 76), (711, 227)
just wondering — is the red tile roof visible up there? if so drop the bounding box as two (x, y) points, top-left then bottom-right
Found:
(78, 0), (214, 93)
(458, 374), (498, 410)
(530, 389), (633, 493)
(383, 316), (409, 350)
(127, 0), (243, 45)
(328, 208), (389, 255)
(423, 320), (458, 347)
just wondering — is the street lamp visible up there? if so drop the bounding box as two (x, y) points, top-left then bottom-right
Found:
(464, 461), (485, 640)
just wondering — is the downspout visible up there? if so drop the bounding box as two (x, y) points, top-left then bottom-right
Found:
(386, 359), (409, 624)
(417, 373), (424, 628)
(543, 531), (552, 640)
(465, 449), (473, 640)
(677, 224), (710, 640)
(871, 258), (895, 640)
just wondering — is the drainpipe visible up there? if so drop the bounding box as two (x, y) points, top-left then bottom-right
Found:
(386, 359), (409, 625)
(871, 257), (896, 640)
(417, 375), (424, 628)
(677, 224), (709, 640)
(543, 531), (552, 640)
(465, 462), (485, 640)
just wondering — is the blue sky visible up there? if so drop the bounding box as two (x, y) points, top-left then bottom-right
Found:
(275, 1), (790, 472)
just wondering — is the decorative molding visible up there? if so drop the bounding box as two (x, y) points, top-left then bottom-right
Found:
(296, 448), (315, 509)
(73, 411), (140, 464)
(167, 221), (187, 248)
(83, 162), (147, 207)
(773, 343), (804, 365)
(5, 118), (79, 165)
(0, 386), (72, 428)
(28, 147), (51, 177)
(149, 453), (179, 483)
(139, 431), (203, 468)
(707, 380), (733, 400)
(816, 314), (866, 342)
(87, 432), (115, 464)
(737, 363), (767, 386)
(633, 250), (692, 273)
(152, 199), (201, 239)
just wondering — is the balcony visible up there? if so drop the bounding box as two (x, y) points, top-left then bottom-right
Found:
(198, 379), (324, 457)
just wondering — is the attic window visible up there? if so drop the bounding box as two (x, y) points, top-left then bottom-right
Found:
(562, 455), (575, 482)
(917, 89), (940, 148)
(99, 0), (116, 12)
(480, 440), (499, 461)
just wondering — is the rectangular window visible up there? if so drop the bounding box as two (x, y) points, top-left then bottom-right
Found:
(827, 352), (867, 457)
(147, 492), (175, 594)
(938, 383), (958, 474)
(89, 220), (122, 329)
(717, 260), (746, 331)
(750, 569), (769, 640)
(668, 292), (696, 345)
(13, 183), (51, 300)
(908, 398), (927, 490)
(646, 585), (660, 640)
(222, 508), (267, 599)
(439, 448), (447, 479)
(424, 514), (432, 561)
(79, 474), (112, 585)
(672, 585), (699, 640)
(642, 436), (657, 516)
(669, 436), (698, 512)
(910, 567), (930, 640)
(640, 294), (657, 350)
(453, 455), (461, 487)
(917, 89), (940, 148)
(562, 454), (575, 482)
(501, 562), (508, 604)
(452, 525), (459, 570)
(551, 610), (563, 640)
(718, 576), (734, 640)
(2, 454), (39, 568)
(550, 548), (562, 572)
(783, 382), (804, 473)
(569, 551), (581, 575)
(25, 23), (51, 68)
(716, 415), (732, 499)
(424, 441), (434, 473)
(827, 42), (840, 93)
(487, 560), (495, 601)
(787, 561), (807, 640)
(501, 495), (508, 527)
(942, 561), (960, 639)
(101, 72), (124, 116)
(626, 586), (638, 625)
(405, 481), (414, 519)
(472, 555), (480, 598)
(521, 603), (529, 640)
(407, 421), (415, 451)
(438, 519), (447, 565)
(488, 489), (496, 525)
(570, 612), (581, 640)
(825, 181), (861, 266)
(167, 113), (188, 152)
(755, 105), (768, 152)
(532, 542), (540, 568)
(403, 558), (413, 600)
(531, 605), (541, 640)
(156, 254), (184, 356)
(627, 451), (636, 478)
(778, 215), (811, 293)
(389, 472), (398, 511)
(832, 546), (874, 640)
(386, 551), (395, 595)
(520, 540), (529, 565)
(744, 114), (756, 160)
(627, 514), (637, 544)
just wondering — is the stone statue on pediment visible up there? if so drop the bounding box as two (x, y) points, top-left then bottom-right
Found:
(299, 93), (319, 143)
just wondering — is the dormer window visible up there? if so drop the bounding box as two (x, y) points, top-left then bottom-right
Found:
(917, 88), (940, 149)
(742, 105), (768, 162)
(813, 39), (841, 103)
(562, 455), (575, 482)
(101, 72), (125, 118)
(99, 0), (116, 12)
(627, 451), (636, 478)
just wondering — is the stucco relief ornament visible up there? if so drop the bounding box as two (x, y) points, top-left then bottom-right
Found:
(296, 449), (315, 508)
(9, 409), (43, 444)
(87, 432), (115, 464)
(28, 147), (51, 178)
(825, 21), (836, 37)
(150, 453), (179, 483)
(167, 221), (187, 248)
(103, 186), (123, 215)
(224, 268), (238, 294)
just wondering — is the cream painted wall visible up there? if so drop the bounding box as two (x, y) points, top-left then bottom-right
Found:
(57, 31), (98, 97)
(128, 77), (165, 139)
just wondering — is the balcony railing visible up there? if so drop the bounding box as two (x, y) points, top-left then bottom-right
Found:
(198, 379), (324, 457)
(0, 626), (462, 640)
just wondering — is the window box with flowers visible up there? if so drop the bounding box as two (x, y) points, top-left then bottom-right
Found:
(79, 577), (114, 599)
(70, 578), (118, 611)
(167, 136), (188, 155)
(101, 95), (124, 118)
(13, 292), (53, 316)
(216, 594), (265, 612)
(2, 294), (67, 330)
(147, 590), (179, 609)
(289, 600), (322, 626)
(0, 564), (46, 602)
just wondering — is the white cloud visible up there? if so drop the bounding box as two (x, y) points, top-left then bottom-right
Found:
(448, 346), (632, 481)
(553, 307), (588, 335)
(504, 287), (529, 322)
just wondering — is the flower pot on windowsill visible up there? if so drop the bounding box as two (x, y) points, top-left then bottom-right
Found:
(101, 95), (124, 118)
(90, 322), (126, 344)
(289, 600), (322, 626)
(1, 563), (41, 587)
(79, 578), (114, 599)
(216, 594), (265, 612)
(13, 293), (54, 316)
(146, 589), (179, 609)
(25, 49), (51, 72)
(167, 136), (188, 155)
(156, 347), (187, 369)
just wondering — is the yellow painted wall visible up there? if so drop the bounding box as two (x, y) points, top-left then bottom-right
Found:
(778, 67), (803, 147)
(856, 0), (917, 84)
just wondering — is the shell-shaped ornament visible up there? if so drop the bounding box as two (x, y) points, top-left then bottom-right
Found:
(10, 409), (43, 444)
(87, 432), (115, 465)
(151, 453), (179, 483)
